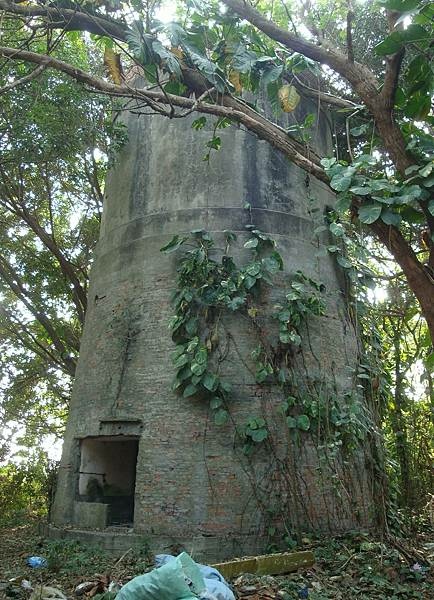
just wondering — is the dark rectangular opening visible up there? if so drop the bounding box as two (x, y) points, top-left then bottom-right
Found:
(78, 436), (138, 526)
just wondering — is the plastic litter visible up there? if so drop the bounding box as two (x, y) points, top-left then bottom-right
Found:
(115, 552), (235, 600)
(26, 557), (47, 569)
(298, 586), (309, 598)
(156, 555), (235, 600)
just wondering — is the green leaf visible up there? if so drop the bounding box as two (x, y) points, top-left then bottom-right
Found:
(279, 331), (291, 344)
(183, 42), (226, 92)
(191, 362), (207, 376)
(396, 185), (423, 203)
(286, 416), (297, 428)
(425, 352), (434, 372)
(160, 235), (187, 253)
(185, 317), (198, 335)
(330, 173), (353, 192)
(250, 428), (268, 442)
(296, 415), (311, 431)
(227, 296), (246, 311)
(183, 384), (198, 398)
(350, 124), (369, 137)
(337, 256), (352, 268)
(203, 372), (219, 392)
(210, 396), (223, 409)
(244, 275), (257, 289)
(428, 200), (434, 216)
(262, 256), (281, 274)
(381, 209), (402, 226)
(173, 353), (189, 368)
(192, 116), (207, 130)
(214, 408), (229, 425)
(335, 195), (352, 212)
(206, 136), (221, 150)
(349, 186), (371, 196)
(419, 162), (433, 178)
(151, 39), (181, 77)
(380, 0), (419, 11)
(195, 348), (208, 364)
(358, 203), (382, 224)
(330, 222), (345, 237)
(246, 262), (261, 276)
(320, 157), (337, 169)
(375, 32), (404, 55)
(244, 237), (259, 249)
(262, 64), (284, 86)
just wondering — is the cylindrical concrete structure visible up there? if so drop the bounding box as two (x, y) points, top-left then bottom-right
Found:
(50, 103), (373, 559)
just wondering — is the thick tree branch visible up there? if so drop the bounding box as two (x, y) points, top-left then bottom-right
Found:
(380, 49), (405, 109)
(220, 0), (414, 175)
(0, 0), (128, 40)
(369, 219), (434, 338)
(220, 0), (379, 97)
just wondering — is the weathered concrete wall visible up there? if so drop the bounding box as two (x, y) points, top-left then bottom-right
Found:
(50, 103), (373, 559)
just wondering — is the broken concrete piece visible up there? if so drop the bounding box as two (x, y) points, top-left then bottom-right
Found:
(212, 551), (314, 579)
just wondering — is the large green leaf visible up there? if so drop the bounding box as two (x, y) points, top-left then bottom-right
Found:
(358, 204), (382, 224)
(380, 0), (419, 10)
(183, 384), (198, 398)
(250, 428), (268, 442)
(160, 235), (187, 253)
(214, 408), (229, 425)
(381, 209), (402, 226)
(202, 372), (219, 392)
(375, 24), (430, 56)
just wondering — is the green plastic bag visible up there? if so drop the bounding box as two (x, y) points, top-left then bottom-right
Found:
(116, 552), (206, 600)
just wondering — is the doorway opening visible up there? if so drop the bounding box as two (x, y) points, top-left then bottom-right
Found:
(78, 436), (139, 526)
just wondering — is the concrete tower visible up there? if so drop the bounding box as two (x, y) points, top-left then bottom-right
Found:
(50, 102), (373, 559)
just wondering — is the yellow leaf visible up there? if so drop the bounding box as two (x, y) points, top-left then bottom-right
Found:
(278, 84), (300, 113)
(247, 307), (258, 318)
(170, 47), (185, 60)
(229, 70), (242, 94)
(104, 47), (123, 85)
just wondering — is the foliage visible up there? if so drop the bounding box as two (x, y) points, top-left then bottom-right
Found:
(162, 227), (376, 460)
(323, 186), (434, 514)
(0, 451), (56, 527)
(0, 26), (125, 457)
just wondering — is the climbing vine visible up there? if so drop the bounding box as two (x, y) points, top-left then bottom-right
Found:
(161, 226), (373, 459)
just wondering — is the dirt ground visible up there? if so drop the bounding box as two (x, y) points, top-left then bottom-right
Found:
(0, 523), (433, 599)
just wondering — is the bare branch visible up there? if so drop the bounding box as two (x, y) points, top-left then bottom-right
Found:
(292, 75), (359, 109)
(0, 63), (46, 95)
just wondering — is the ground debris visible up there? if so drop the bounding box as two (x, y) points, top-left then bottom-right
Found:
(1, 524), (433, 600)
